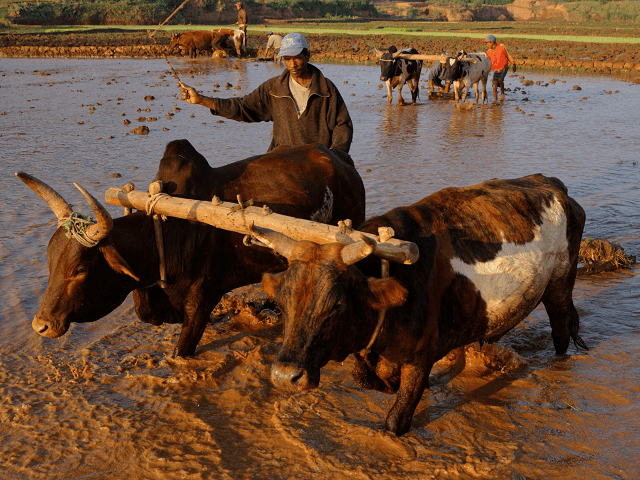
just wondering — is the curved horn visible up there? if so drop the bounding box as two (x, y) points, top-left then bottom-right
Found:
(248, 222), (296, 260)
(340, 234), (376, 266)
(74, 183), (113, 243)
(16, 172), (73, 221)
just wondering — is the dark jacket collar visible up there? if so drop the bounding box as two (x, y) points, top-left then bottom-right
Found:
(269, 64), (330, 98)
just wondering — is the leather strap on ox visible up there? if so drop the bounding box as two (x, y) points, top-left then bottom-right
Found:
(365, 227), (394, 353)
(146, 181), (169, 289)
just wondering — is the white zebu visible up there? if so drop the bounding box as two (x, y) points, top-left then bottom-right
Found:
(452, 52), (492, 105)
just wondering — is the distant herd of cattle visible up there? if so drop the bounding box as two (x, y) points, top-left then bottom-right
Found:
(19, 134), (589, 434)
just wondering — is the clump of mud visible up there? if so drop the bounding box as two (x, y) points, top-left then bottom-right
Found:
(578, 237), (636, 275)
(211, 284), (280, 330)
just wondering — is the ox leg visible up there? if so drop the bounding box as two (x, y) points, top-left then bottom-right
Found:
(410, 77), (419, 104)
(385, 361), (432, 435)
(175, 285), (219, 357)
(397, 84), (405, 106)
(453, 82), (460, 105)
(352, 351), (400, 394)
(481, 76), (488, 104)
(473, 82), (480, 105)
(386, 81), (393, 105)
(541, 275), (588, 355)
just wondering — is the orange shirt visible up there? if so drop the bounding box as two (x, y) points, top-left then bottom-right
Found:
(487, 44), (510, 70)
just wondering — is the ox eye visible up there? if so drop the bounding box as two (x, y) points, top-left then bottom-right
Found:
(73, 265), (87, 277)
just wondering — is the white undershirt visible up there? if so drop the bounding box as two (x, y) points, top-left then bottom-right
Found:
(288, 76), (311, 117)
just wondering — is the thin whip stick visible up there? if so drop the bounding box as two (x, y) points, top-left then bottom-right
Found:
(147, 0), (191, 85)
(150, 0), (191, 37)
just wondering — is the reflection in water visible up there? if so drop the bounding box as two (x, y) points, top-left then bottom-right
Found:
(0, 58), (639, 479)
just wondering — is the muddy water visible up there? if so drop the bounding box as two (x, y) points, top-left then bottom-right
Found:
(1, 57), (639, 479)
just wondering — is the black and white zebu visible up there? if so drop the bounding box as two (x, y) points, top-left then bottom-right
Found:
(376, 46), (423, 105)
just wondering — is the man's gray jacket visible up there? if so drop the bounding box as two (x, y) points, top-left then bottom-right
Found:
(210, 64), (353, 153)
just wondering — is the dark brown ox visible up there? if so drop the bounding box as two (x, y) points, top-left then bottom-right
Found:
(18, 140), (365, 357)
(249, 174), (588, 435)
(169, 30), (225, 58)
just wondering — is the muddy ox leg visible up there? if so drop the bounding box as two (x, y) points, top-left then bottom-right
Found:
(410, 76), (420, 103)
(541, 272), (588, 355)
(481, 76), (488, 104)
(385, 361), (432, 435)
(473, 82), (480, 105)
(352, 351), (401, 394)
(175, 284), (220, 357)
(386, 80), (393, 105)
(397, 84), (405, 106)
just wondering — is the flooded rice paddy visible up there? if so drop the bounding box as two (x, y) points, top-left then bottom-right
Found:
(1, 57), (639, 479)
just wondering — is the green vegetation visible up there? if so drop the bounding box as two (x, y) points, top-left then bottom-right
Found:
(563, 0), (640, 21)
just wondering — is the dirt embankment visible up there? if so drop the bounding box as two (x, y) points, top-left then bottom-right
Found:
(1, 30), (640, 75)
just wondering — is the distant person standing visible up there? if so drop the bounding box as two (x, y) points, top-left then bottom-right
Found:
(482, 34), (516, 103)
(265, 31), (283, 63)
(236, 2), (247, 45)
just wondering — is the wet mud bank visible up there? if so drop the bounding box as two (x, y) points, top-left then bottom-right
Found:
(2, 31), (640, 75)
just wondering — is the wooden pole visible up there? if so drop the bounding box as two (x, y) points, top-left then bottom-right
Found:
(395, 54), (477, 64)
(105, 188), (420, 265)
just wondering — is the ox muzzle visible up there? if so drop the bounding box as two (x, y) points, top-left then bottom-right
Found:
(271, 360), (320, 391)
(32, 316), (68, 338)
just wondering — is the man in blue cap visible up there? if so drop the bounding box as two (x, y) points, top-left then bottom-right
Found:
(179, 32), (353, 153)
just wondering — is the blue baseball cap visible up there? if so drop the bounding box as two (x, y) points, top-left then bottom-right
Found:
(277, 32), (308, 58)
(482, 35), (497, 43)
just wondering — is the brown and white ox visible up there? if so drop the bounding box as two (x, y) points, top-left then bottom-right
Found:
(248, 174), (589, 435)
(211, 28), (246, 57)
(17, 140), (365, 358)
(375, 47), (422, 106)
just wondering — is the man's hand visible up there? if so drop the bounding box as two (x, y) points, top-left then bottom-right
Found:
(179, 83), (201, 104)
(512, 63), (517, 73)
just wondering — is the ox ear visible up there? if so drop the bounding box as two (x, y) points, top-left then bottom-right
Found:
(365, 277), (407, 311)
(99, 241), (140, 282)
(262, 271), (284, 298)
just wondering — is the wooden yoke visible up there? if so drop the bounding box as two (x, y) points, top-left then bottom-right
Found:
(105, 188), (420, 265)
(396, 53), (477, 64)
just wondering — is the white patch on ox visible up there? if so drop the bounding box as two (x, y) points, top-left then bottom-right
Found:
(310, 187), (334, 224)
(450, 197), (570, 338)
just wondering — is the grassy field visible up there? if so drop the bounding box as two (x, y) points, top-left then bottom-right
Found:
(10, 21), (640, 45)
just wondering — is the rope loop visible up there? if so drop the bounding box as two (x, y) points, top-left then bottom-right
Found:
(58, 212), (99, 248)
(146, 193), (169, 221)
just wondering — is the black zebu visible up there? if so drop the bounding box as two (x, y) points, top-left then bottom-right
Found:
(248, 174), (589, 435)
(377, 46), (423, 105)
(18, 140), (366, 357)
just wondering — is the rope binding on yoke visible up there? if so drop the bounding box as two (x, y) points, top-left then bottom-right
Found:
(58, 212), (99, 248)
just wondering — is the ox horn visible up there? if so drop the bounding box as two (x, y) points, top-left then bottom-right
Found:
(248, 222), (296, 260)
(16, 172), (73, 221)
(73, 183), (113, 243)
(340, 234), (376, 266)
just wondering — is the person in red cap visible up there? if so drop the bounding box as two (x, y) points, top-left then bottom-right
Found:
(483, 35), (516, 103)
